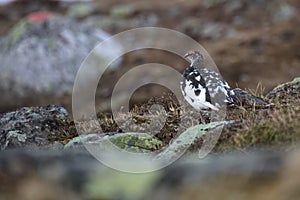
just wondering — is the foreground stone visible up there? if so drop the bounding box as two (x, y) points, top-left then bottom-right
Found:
(1, 148), (300, 200)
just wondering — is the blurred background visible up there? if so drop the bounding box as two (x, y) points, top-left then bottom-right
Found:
(0, 0), (299, 114)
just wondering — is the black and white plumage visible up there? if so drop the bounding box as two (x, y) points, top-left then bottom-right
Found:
(180, 51), (235, 111)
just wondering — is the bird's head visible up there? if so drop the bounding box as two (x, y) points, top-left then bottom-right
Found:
(184, 51), (204, 65)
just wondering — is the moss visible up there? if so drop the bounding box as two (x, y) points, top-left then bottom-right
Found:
(215, 78), (300, 152)
(108, 132), (163, 153)
(232, 107), (300, 149)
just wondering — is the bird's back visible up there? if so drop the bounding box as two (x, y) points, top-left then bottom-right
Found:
(181, 66), (234, 111)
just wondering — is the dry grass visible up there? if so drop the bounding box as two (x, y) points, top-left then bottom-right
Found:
(71, 80), (299, 153)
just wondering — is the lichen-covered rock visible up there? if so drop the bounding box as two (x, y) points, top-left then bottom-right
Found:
(65, 132), (163, 153)
(266, 77), (300, 104)
(154, 121), (233, 161)
(0, 105), (71, 150)
(108, 132), (163, 153)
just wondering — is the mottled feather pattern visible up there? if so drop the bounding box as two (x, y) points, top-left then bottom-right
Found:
(181, 66), (211, 103)
(181, 51), (235, 111)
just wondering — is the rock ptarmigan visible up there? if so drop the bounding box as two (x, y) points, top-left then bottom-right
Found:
(180, 51), (235, 111)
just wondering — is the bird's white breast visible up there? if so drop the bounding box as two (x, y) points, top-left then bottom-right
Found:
(182, 79), (219, 111)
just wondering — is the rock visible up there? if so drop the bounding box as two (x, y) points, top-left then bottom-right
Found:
(2, 147), (300, 199)
(152, 151), (286, 200)
(0, 12), (122, 112)
(265, 77), (300, 104)
(64, 133), (104, 149)
(0, 105), (72, 150)
(65, 132), (163, 153)
(154, 121), (231, 162)
(0, 149), (94, 200)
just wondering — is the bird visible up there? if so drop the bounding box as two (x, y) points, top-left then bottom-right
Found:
(180, 50), (235, 111)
